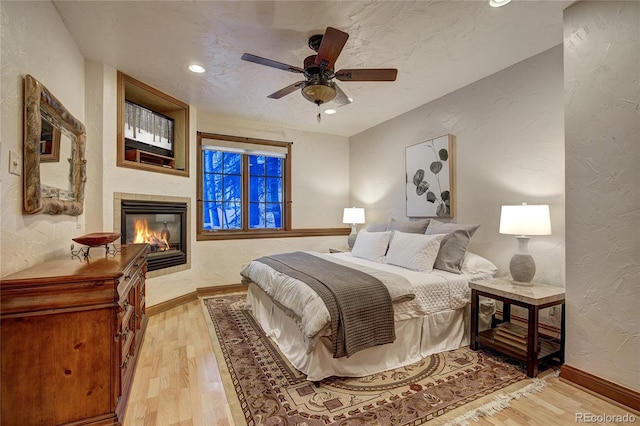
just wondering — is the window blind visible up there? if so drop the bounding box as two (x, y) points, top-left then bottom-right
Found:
(201, 137), (288, 158)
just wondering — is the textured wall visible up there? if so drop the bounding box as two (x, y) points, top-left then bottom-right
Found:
(564, 1), (640, 391)
(350, 47), (566, 286)
(1, 1), (85, 276)
(143, 112), (352, 305)
(87, 71), (350, 303)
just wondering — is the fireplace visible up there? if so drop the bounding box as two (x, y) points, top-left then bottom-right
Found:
(121, 200), (187, 272)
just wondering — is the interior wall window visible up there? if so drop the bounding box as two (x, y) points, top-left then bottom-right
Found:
(197, 132), (292, 239)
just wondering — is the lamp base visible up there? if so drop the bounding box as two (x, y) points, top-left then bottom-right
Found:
(347, 232), (357, 249)
(347, 224), (358, 249)
(509, 253), (535, 285)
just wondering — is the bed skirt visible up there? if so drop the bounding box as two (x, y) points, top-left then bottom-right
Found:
(245, 283), (477, 381)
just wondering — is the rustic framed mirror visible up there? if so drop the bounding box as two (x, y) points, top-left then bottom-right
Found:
(23, 74), (87, 215)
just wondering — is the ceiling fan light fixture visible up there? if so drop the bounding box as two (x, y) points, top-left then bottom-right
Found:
(301, 81), (336, 105)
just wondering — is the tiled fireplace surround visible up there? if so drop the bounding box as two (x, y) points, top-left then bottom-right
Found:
(114, 192), (191, 278)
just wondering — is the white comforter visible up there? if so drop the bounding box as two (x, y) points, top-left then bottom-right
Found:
(240, 251), (492, 347)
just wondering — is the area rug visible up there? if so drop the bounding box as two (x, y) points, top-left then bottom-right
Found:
(201, 293), (530, 425)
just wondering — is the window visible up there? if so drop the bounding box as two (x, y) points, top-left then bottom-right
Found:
(197, 132), (292, 239)
(202, 151), (284, 230)
(197, 132), (351, 241)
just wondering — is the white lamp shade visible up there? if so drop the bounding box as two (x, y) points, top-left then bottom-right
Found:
(499, 204), (551, 236)
(342, 207), (365, 224)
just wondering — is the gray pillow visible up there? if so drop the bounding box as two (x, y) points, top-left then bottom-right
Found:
(366, 222), (389, 232)
(426, 219), (480, 274)
(388, 218), (431, 234)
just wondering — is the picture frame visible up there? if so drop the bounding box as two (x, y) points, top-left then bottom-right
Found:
(405, 134), (455, 218)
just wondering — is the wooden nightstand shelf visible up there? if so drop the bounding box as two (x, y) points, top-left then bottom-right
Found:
(469, 277), (565, 377)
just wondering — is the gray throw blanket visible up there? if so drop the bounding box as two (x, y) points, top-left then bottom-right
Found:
(254, 251), (395, 358)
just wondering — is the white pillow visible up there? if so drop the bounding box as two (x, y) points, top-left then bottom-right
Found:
(351, 229), (392, 262)
(385, 231), (446, 272)
(461, 252), (499, 276)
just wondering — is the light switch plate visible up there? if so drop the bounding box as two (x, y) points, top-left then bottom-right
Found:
(9, 150), (21, 176)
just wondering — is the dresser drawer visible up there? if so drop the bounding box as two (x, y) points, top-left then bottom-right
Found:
(0, 244), (148, 426)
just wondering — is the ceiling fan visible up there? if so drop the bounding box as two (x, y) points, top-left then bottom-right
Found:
(241, 27), (398, 122)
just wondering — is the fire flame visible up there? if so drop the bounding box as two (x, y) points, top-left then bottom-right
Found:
(133, 219), (170, 251)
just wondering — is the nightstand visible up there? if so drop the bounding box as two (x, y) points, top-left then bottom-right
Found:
(469, 277), (565, 377)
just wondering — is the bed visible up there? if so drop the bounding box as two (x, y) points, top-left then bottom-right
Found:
(241, 223), (497, 382)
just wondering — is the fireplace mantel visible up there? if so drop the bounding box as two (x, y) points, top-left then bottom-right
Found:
(114, 192), (191, 278)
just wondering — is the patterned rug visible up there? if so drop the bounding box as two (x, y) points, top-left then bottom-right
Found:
(201, 293), (529, 425)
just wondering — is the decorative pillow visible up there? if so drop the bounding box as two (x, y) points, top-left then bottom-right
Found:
(351, 229), (392, 263)
(366, 222), (389, 232)
(461, 252), (498, 276)
(386, 231), (446, 272)
(387, 218), (431, 234)
(426, 219), (480, 274)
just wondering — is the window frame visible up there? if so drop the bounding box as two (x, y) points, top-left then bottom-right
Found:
(197, 132), (351, 241)
(197, 132), (292, 239)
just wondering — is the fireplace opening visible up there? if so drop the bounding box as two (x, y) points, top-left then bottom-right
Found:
(121, 200), (187, 272)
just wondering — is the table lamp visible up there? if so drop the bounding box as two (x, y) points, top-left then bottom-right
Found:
(499, 203), (551, 285)
(343, 207), (365, 249)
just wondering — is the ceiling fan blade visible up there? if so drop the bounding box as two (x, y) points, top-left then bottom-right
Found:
(314, 27), (349, 70)
(335, 68), (398, 81)
(267, 81), (306, 99)
(333, 83), (352, 107)
(241, 53), (304, 74)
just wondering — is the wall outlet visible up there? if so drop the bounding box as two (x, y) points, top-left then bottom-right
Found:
(9, 150), (21, 176)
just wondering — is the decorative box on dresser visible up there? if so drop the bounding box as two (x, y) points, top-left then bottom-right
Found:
(0, 244), (148, 426)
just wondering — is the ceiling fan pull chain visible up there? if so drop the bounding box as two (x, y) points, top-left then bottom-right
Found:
(317, 104), (321, 123)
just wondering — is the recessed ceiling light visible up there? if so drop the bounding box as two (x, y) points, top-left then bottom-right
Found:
(188, 64), (205, 73)
(489, 0), (511, 7)
(324, 108), (337, 115)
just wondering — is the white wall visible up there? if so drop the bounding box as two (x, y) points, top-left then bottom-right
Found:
(196, 113), (350, 229)
(564, 1), (639, 392)
(85, 68), (350, 305)
(0, 1), (350, 302)
(150, 113), (350, 306)
(1, 1), (86, 276)
(350, 46), (566, 286)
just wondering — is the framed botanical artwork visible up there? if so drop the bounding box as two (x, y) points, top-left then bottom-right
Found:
(406, 134), (455, 218)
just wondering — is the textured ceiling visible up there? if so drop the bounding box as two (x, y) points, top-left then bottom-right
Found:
(53, 0), (571, 137)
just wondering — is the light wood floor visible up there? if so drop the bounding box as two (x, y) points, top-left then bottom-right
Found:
(124, 300), (637, 425)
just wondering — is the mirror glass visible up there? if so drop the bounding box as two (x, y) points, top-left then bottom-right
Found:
(23, 74), (87, 215)
(39, 116), (61, 162)
(39, 118), (73, 198)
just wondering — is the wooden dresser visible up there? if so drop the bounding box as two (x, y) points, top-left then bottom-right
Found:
(1, 244), (148, 426)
